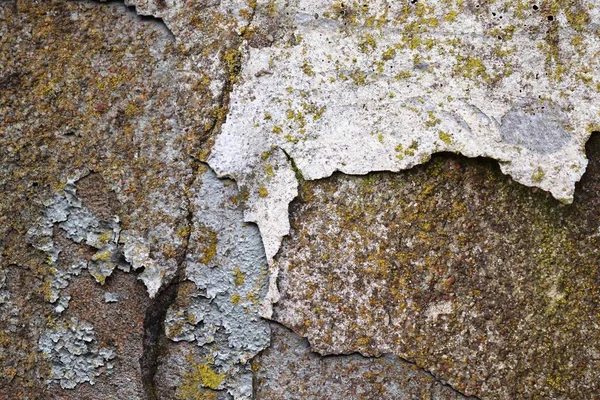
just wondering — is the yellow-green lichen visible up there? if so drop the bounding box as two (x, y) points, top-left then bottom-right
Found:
(176, 361), (225, 400)
(350, 70), (368, 86)
(381, 46), (396, 61)
(92, 250), (111, 262)
(301, 60), (315, 76)
(454, 56), (491, 84)
(258, 186), (269, 197)
(439, 131), (452, 145)
(233, 267), (246, 286)
(532, 167), (545, 183)
(425, 111), (441, 127)
(199, 229), (218, 264)
(394, 70), (412, 80)
(231, 293), (242, 305)
(358, 32), (377, 53)
(265, 164), (275, 178)
(395, 144), (404, 160)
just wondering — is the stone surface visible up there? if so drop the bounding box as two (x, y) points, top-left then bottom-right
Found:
(208, 0), (600, 316)
(2, 0), (600, 399)
(0, 0), (254, 397)
(254, 322), (471, 400)
(272, 134), (600, 399)
(55, 269), (150, 400)
(154, 340), (234, 400)
(0, 0), (247, 297)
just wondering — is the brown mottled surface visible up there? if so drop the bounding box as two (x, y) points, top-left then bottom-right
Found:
(2, 0), (184, 237)
(56, 269), (150, 400)
(76, 173), (122, 221)
(273, 135), (600, 399)
(0, 233), (52, 399)
(0, 211), (150, 400)
(0, 0), (241, 284)
(254, 322), (470, 400)
(0, 0), (241, 397)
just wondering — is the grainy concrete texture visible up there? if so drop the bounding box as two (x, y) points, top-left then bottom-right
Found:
(1, 0), (600, 399)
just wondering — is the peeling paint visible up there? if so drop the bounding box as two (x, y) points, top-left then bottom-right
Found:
(38, 317), (115, 389)
(163, 165), (270, 400)
(0, 266), (9, 305)
(26, 181), (125, 302)
(4, 0), (600, 398)
(103, 292), (119, 303)
(208, 0), (600, 317)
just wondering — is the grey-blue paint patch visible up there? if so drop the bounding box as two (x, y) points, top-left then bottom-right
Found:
(500, 106), (572, 154)
(38, 317), (115, 389)
(26, 181), (126, 303)
(164, 165), (270, 399)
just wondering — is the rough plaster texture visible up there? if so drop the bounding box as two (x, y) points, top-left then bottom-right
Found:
(208, 0), (600, 317)
(2, 0), (600, 399)
(58, 268), (151, 400)
(0, 0), (250, 299)
(154, 340), (236, 400)
(0, 0), (242, 396)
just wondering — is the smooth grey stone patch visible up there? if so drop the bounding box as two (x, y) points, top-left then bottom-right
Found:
(500, 105), (572, 154)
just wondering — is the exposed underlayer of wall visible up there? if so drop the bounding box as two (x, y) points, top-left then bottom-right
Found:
(1, 0), (600, 399)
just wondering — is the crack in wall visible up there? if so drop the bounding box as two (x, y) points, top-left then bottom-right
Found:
(271, 133), (600, 398)
(313, 350), (482, 400)
(275, 320), (481, 399)
(207, 1), (600, 310)
(139, 155), (202, 400)
(164, 162), (270, 399)
(0, 0), (252, 396)
(8, 0), (600, 398)
(253, 320), (480, 399)
(139, 269), (185, 400)
(135, 0), (261, 382)
(14, 0), (267, 397)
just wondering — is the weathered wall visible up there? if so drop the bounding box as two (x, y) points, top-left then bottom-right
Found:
(1, 0), (600, 399)
(274, 135), (600, 398)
